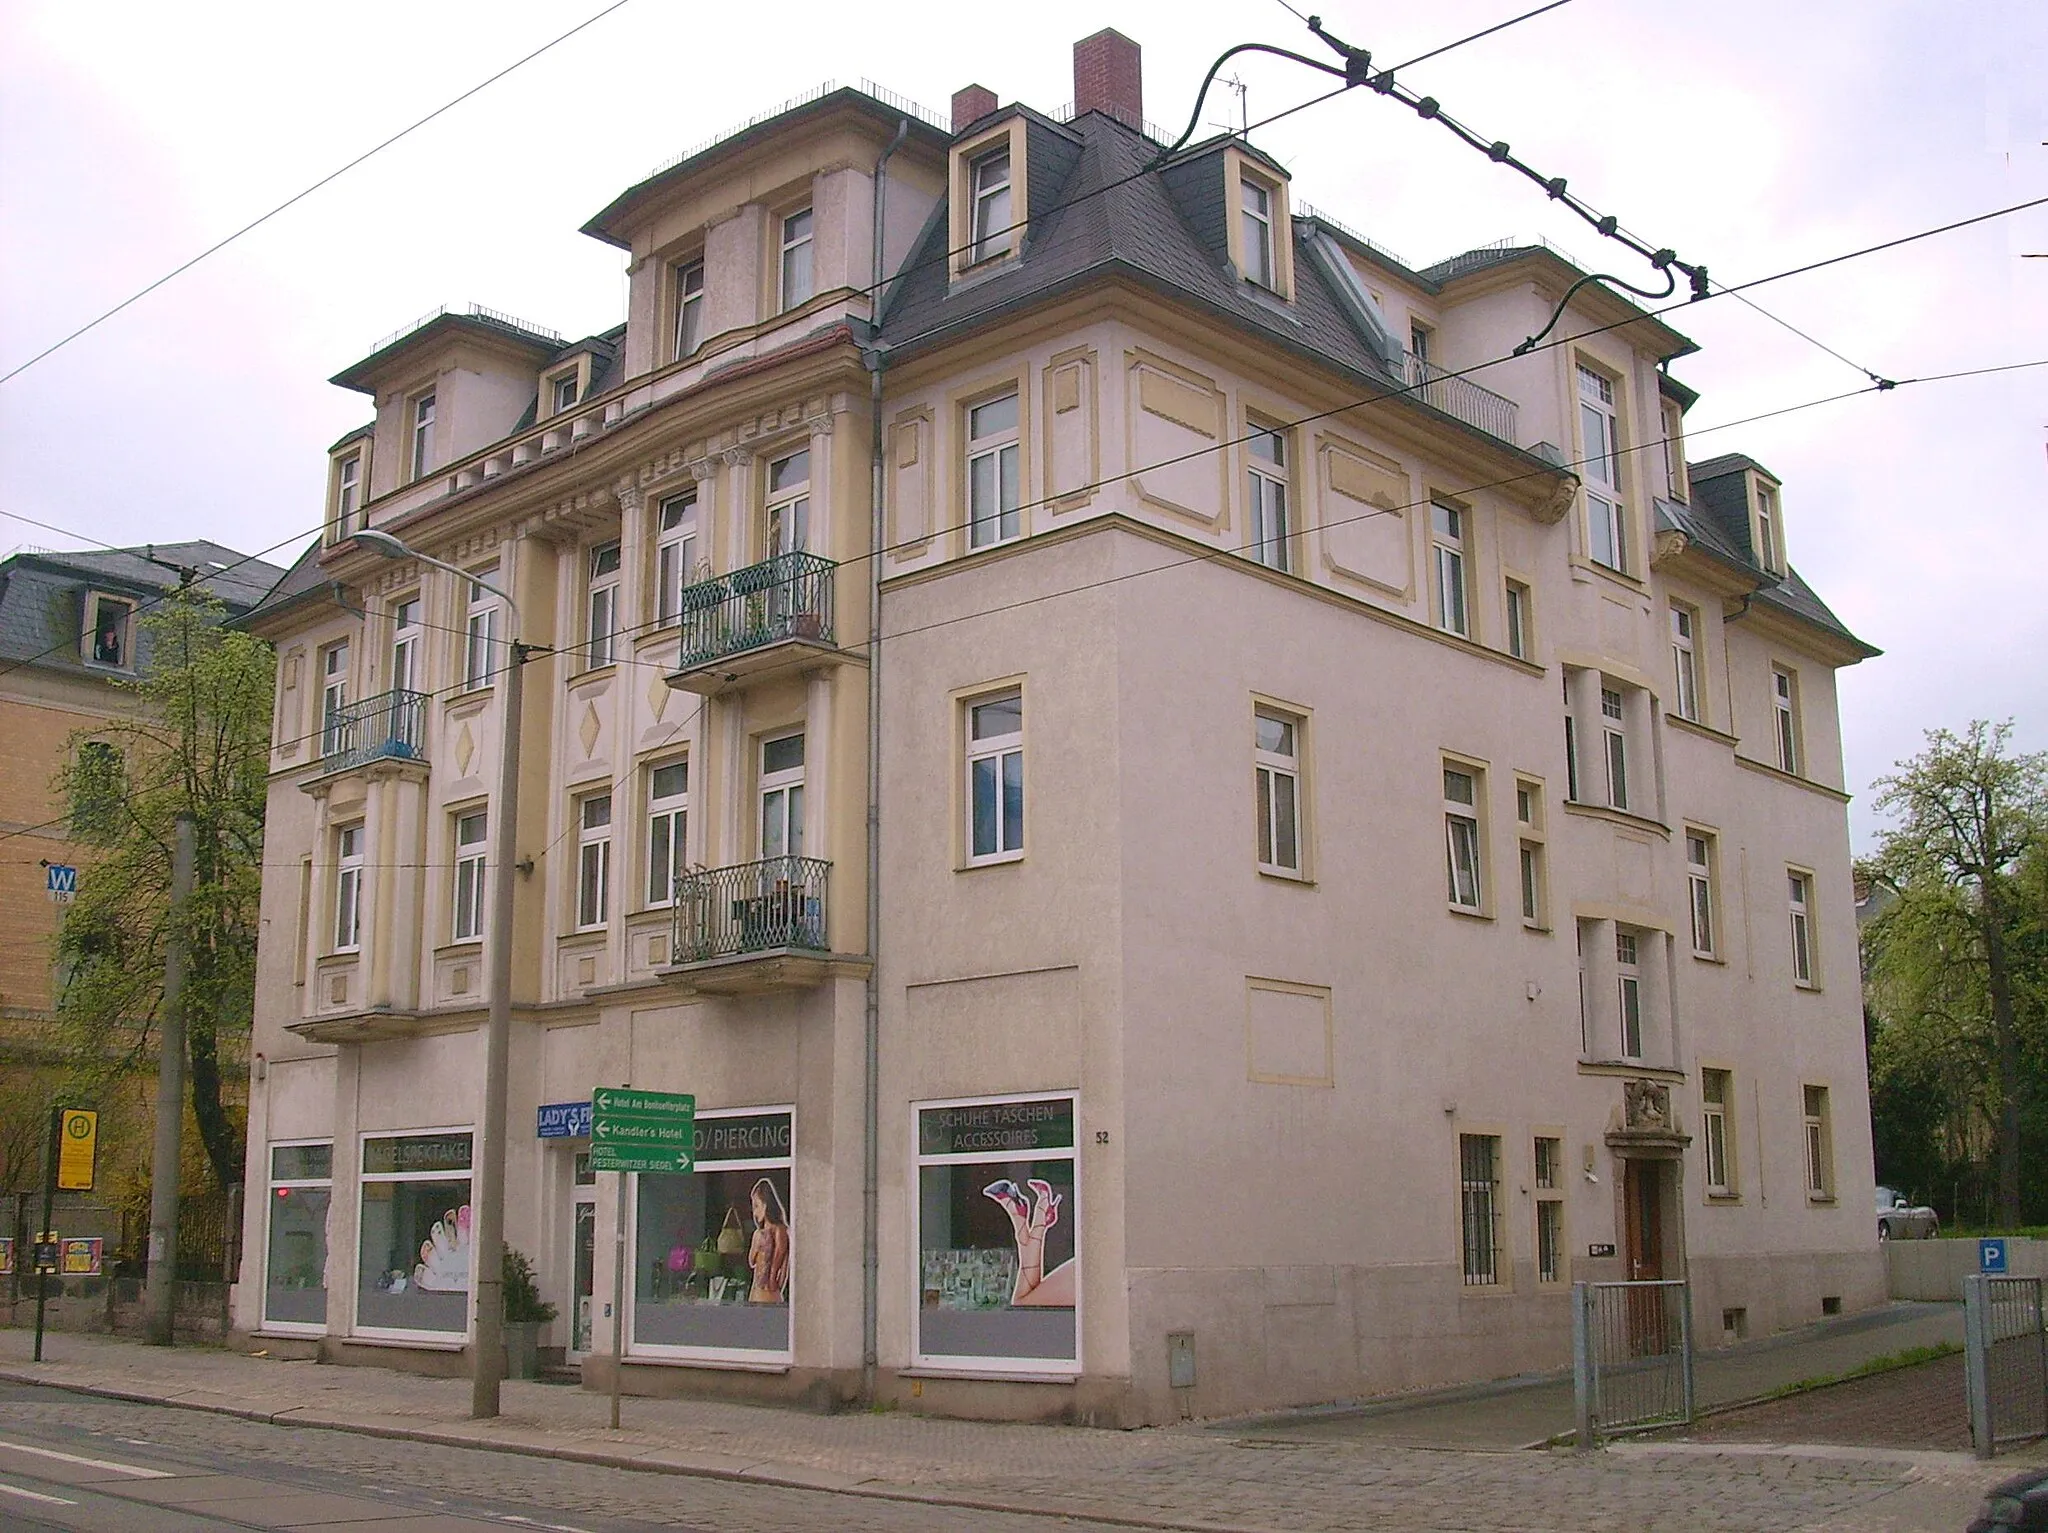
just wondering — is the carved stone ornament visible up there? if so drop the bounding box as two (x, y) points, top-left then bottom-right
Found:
(1534, 471), (1580, 525)
(614, 481), (646, 515)
(803, 411), (835, 438)
(719, 445), (754, 469)
(1624, 1078), (1672, 1132)
(687, 457), (718, 484)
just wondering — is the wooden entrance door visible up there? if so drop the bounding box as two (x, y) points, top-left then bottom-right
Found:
(1622, 1159), (1668, 1355)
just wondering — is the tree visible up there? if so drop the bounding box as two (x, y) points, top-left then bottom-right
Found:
(1867, 721), (2048, 1227)
(53, 588), (273, 1194)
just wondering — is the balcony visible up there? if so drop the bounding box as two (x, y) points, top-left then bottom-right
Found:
(665, 552), (838, 694)
(320, 689), (428, 774)
(662, 855), (840, 996)
(1406, 354), (1519, 447)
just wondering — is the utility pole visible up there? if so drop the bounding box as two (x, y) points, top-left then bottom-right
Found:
(144, 813), (196, 1345)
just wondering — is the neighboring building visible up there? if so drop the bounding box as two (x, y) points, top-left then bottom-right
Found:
(0, 542), (285, 1188)
(233, 31), (1882, 1423)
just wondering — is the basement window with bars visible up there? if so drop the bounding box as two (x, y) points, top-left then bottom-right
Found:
(1459, 1133), (1503, 1286)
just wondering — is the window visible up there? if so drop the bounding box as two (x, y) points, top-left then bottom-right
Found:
(768, 449), (811, 557)
(656, 491), (699, 626)
(1577, 364), (1626, 571)
(334, 824), (364, 952)
(967, 692), (1024, 864)
(1670, 604), (1700, 722)
(70, 740), (124, 835)
(1616, 930), (1643, 1059)
(1802, 1085), (1833, 1198)
(1601, 687), (1629, 811)
(1575, 923), (1591, 1054)
(390, 597), (421, 694)
(1431, 503), (1470, 637)
(1686, 833), (1717, 957)
(409, 392), (436, 482)
(1788, 870), (1815, 985)
(1755, 482), (1781, 573)
(357, 1131), (472, 1338)
(1443, 764), (1484, 913)
(333, 453), (362, 538)
(264, 1141), (333, 1332)
(1516, 780), (1546, 927)
(1505, 580), (1531, 660)
(969, 145), (1013, 262)
(915, 1094), (1078, 1370)
(1254, 709), (1301, 875)
(1772, 667), (1800, 775)
(320, 641), (350, 756)
(452, 811), (487, 942)
(673, 259), (705, 359)
(585, 541), (621, 669)
(759, 733), (805, 859)
(463, 568), (500, 690)
(632, 1108), (793, 1359)
(1660, 397), (1687, 500)
(966, 394), (1021, 549)
(645, 760), (688, 907)
(1701, 1070), (1733, 1196)
(85, 593), (136, 669)
(1563, 676), (1579, 803)
(1534, 1137), (1565, 1284)
(1458, 1134), (1502, 1287)
(575, 794), (612, 930)
(551, 372), (579, 414)
(1240, 174), (1276, 288)
(1409, 322), (1432, 365)
(779, 207), (814, 311)
(1244, 425), (1290, 571)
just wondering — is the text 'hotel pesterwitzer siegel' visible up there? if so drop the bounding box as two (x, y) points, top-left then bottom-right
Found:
(235, 28), (1882, 1424)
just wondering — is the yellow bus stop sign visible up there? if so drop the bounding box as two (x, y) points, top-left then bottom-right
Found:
(56, 1109), (97, 1191)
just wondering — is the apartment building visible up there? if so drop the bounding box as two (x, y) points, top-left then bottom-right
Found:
(233, 30), (1882, 1424)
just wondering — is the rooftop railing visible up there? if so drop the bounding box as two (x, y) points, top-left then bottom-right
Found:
(1406, 354), (1519, 447)
(320, 688), (428, 774)
(673, 551), (836, 674)
(670, 855), (831, 965)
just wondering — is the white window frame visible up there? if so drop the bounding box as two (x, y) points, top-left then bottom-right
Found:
(1601, 686), (1629, 812)
(1773, 667), (1800, 775)
(1616, 929), (1643, 1060)
(334, 823), (365, 953)
(969, 144), (1014, 263)
(1701, 1069), (1733, 1197)
(1239, 174), (1275, 289)
(1254, 708), (1302, 877)
(1687, 832), (1717, 958)
(965, 691), (1025, 866)
(262, 1138), (335, 1336)
(759, 733), (806, 860)
(409, 391), (436, 483)
(1431, 502), (1470, 637)
(645, 759), (688, 908)
(1244, 423), (1290, 571)
(575, 793), (612, 932)
(452, 809), (487, 943)
(333, 452), (362, 538)
(1515, 777), (1545, 929)
(1577, 364), (1626, 572)
(1670, 603), (1700, 723)
(1788, 869), (1815, 986)
(320, 640), (350, 755)
(767, 450), (811, 558)
(1660, 397), (1687, 501)
(966, 393), (1021, 549)
(673, 258), (705, 359)
(779, 207), (814, 311)
(655, 491), (699, 626)
(84, 592), (137, 670)
(1458, 1133), (1503, 1287)
(355, 1128), (474, 1343)
(1505, 579), (1531, 660)
(390, 596), (421, 695)
(463, 568), (501, 691)
(1443, 763), (1484, 914)
(550, 371), (579, 414)
(585, 541), (621, 669)
(1755, 482), (1781, 573)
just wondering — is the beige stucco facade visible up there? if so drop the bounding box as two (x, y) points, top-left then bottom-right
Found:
(235, 51), (1881, 1426)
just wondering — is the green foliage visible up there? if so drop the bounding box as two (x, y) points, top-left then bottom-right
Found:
(502, 1247), (558, 1324)
(1864, 720), (2048, 1228)
(51, 588), (274, 1194)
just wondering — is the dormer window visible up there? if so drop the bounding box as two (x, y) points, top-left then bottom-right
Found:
(332, 451), (362, 539)
(1240, 177), (1275, 289)
(673, 259), (704, 359)
(1755, 481), (1783, 573)
(1223, 151), (1293, 300)
(779, 208), (814, 311)
(1660, 398), (1687, 500)
(84, 593), (135, 670)
(970, 146), (1013, 263)
(409, 392), (436, 482)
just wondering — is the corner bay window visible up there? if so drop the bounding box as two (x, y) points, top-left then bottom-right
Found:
(452, 810), (487, 942)
(1443, 765), (1483, 912)
(970, 145), (1013, 262)
(1254, 709), (1300, 875)
(1601, 687), (1629, 811)
(916, 1095), (1078, 1370)
(1459, 1133), (1502, 1287)
(334, 824), (364, 953)
(264, 1141), (332, 1331)
(967, 692), (1023, 863)
(967, 394), (1020, 548)
(1577, 364), (1625, 571)
(633, 1109), (793, 1358)
(1616, 930), (1643, 1059)
(1244, 425), (1289, 571)
(357, 1132), (472, 1337)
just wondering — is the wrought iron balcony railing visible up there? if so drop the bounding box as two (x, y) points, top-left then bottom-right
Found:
(670, 855), (830, 965)
(673, 552), (835, 673)
(321, 688), (428, 773)
(1406, 353), (1519, 447)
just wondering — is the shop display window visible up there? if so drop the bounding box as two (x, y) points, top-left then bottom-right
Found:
(356, 1131), (472, 1338)
(264, 1140), (332, 1331)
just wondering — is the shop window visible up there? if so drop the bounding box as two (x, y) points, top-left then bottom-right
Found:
(915, 1094), (1078, 1372)
(632, 1108), (793, 1359)
(264, 1141), (333, 1332)
(356, 1132), (473, 1338)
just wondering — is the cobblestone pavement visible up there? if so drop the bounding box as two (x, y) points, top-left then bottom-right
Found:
(1681, 1353), (1973, 1452)
(2, 1330), (2040, 1531)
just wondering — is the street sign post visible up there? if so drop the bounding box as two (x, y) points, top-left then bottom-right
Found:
(589, 1087), (695, 1174)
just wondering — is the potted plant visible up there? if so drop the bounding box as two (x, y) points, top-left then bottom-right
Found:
(501, 1247), (557, 1380)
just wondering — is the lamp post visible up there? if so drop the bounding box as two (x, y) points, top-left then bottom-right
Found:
(353, 529), (524, 1420)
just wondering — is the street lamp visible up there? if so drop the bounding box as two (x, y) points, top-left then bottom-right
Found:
(353, 528), (525, 1420)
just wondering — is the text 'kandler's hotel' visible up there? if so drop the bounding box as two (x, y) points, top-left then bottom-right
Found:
(235, 28), (1881, 1423)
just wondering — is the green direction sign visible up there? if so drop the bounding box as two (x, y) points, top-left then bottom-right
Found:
(589, 1088), (695, 1174)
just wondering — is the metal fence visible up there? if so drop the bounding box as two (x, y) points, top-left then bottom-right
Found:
(1965, 1274), (2047, 1457)
(1406, 353), (1520, 446)
(674, 552), (836, 673)
(322, 688), (428, 773)
(1574, 1279), (1694, 1446)
(671, 855), (830, 965)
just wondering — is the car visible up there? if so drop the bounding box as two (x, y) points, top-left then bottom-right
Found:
(1875, 1184), (1939, 1240)
(1968, 1465), (2048, 1531)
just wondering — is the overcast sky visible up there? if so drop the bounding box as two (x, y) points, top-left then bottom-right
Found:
(2, 0), (2042, 847)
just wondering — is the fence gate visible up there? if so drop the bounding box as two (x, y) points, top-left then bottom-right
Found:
(1573, 1279), (1694, 1446)
(1964, 1274), (2048, 1457)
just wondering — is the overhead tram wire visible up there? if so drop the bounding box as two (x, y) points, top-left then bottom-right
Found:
(0, 0), (639, 387)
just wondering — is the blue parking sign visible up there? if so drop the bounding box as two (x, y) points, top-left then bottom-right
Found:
(1979, 1237), (2008, 1274)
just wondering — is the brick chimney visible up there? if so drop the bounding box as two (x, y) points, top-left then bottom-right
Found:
(1073, 28), (1142, 128)
(952, 84), (999, 132)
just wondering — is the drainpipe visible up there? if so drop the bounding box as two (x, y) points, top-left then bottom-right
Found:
(861, 116), (908, 1408)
